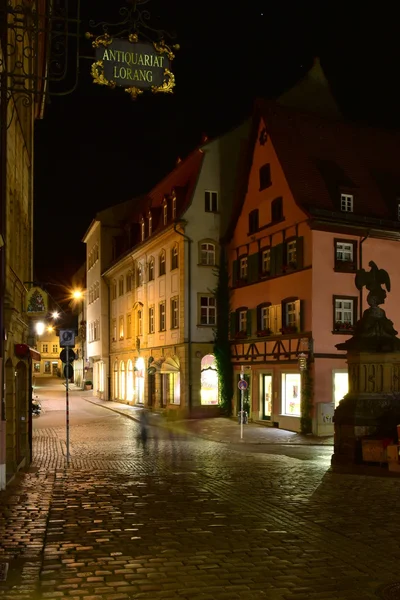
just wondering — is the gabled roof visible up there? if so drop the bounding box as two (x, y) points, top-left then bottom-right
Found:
(224, 61), (400, 242)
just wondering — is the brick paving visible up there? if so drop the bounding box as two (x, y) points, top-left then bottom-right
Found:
(1, 385), (400, 599)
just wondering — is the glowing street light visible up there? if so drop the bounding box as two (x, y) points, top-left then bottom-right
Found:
(52, 311), (60, 319)
(72, 289), (83, 300)
(47, 326), (54, 333)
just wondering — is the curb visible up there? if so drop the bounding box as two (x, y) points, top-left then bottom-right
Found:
(82, 397), (334, 447)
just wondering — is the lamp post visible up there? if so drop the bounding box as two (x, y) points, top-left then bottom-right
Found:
(72, 290), (85, 390)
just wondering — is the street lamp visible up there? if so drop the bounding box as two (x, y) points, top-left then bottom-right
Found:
(35, 321), (45, 336)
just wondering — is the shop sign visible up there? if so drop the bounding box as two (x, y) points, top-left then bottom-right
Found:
(89, 33), (178, 99)
(26, 286), (48, 316)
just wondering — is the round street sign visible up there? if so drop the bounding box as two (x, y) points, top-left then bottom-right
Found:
(60, 348), (76, 363)
(63, 364), (74, 379)
(238, 379), (248, 391)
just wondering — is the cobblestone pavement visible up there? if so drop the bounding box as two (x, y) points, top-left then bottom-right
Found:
(1, 384), (400, 600)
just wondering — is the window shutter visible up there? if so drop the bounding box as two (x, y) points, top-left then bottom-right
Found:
(269, 304), (276, 333)
(256, 305), (261, 331)
(276, 303), (282, 333)
(246, 309), (253, 337)
(248, 253), (259, 284)
(232, 260), (238, 287)
(229, 312), (236, 338)
(270, 246), (276, 276)
(296, 236), (304, 268)
(275, 243), (284, 274)
(294, 299), (301, 332)
(251, 309), (257, 335)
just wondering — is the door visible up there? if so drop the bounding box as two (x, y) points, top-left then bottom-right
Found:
(262, 374), (272, 420)
(52, 362), (58, 376)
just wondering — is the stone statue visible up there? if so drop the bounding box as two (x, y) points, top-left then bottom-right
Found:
(355, 261), (391, 307)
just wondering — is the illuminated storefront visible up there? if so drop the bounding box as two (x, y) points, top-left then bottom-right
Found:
(200, 354), (219, 405)
(127, 359), (134, 402)
(281, 373), (301, 416)
(120, 361), (126, 400)
(135, 357), (145, 404)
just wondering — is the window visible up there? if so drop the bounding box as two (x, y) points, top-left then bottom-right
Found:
(171, 244), (178, 270)
(281, 297), (301, 334)
(118, 277), (124, 296)
(261, 248), (270, 274)
(42, 344), (48, 353)
(340, 193), (353, 212)
(112, 281), (117, 300)
(149, 306), (154, 333)
(286, 302), (296, 326)
(205, 190), (218, 212)
(94, 319), (99, 340)
(159, 302), (166, 331)
(137, 310), (143, 336)
(89, 322), (93, 342)
(248, 209), (259, 233)
(126, 272), (132, 292)
(172, 194), (177, 219)
(259, 163), (271, 190)
(89, 287), (93, 304)
(239, 256), (248, 280)
(163, 201), (168, 225)
(95, 282), (99, 300)
(200, 242), (216, 266)
(52, 344), (58, 353)
(148, 258), (154, 281)
(200, 295), (216, 325)
(137, 264), (143, 286)
(287, 240), (297, 266)
(34, 363), (40, 373)
(261, 305), (270, 331)
(112, 319), (117, 342)
(171, 297), (179, 329)
(271, 197), (283, 222)
(148, 213), (152, 236)
(333, 296), (357, 331)
(334, 239), (357, 272)
(238, 310), (247, 332)
(126, 313), (132, 338)
(281, 373), (301, 416)
(159, 251), (166, 276)
(141, 220), (145, 241)
(119, 316), (124, 340)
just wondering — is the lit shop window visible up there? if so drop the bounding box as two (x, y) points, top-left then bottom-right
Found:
(281, 373), (301, 416)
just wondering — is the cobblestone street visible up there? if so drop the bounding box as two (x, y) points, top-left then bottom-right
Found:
(1, 382), (400, 599)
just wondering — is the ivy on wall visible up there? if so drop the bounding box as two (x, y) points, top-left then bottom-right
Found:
(213, 250), (233, 416)
(300, 363), (313, 434)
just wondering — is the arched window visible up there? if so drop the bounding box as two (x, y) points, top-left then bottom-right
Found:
(137, 263), (143, 286)
(148, 257), (154, 281)
(148, 211), (152, 236)
(140, 218), (145, 241)
(113, 360), (118, 399)
(200, 242), (216, 266)
(120, 361), (126, 400)
(159, 250), (166, 276)
(127, 359), (134, 401)
(162, 198), (168, 225)
(171, 244), (178, 270)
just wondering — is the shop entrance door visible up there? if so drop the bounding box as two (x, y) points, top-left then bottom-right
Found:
(262, 375), (272, 420)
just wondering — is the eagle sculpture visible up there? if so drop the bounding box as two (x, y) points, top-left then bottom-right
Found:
(355, 261), (391, 307)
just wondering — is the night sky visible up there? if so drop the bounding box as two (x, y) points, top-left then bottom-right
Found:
(33, 2), (400, 291)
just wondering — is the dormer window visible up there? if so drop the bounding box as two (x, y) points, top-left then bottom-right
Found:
(148, 212), (152, 236)
(140, 219), (145, 241)
(172, 193), (177, 219)
(340, 193), (353, 212)
(163, 201), (168, 225)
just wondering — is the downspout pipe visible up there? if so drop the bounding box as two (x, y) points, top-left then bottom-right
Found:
(359, 233), (370, 317)
(174, 221), (193, 413)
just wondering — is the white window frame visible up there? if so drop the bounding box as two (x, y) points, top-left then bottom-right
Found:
(126, 313), (132, 339)
(148, 214), (152, 236)
(52, 344), (58, 353)
(239, 256), (248, 279)
(261, 306), (270, 330)
(286, 302), (296, 326)
(340, 193), (353, 212)
(200, 295), (216, 325)
(171, 297), (179, 329)
(171, 245), (178, 269)
(163, 202), (167, 225)
(137, 264), (143, 286)
(238, 310), (247, 332)
(141, 220), (145, 241)
(336, 242), (353, 262)
(159, 252), (166, 276)
(148, 258), (154, 281)
(42, 343), (48, 353)
(200, 242), (215, 266)
(262, 249), (270, 273)
(159, 302), (166, 331)
(137, 310), (143, 336)
(172, 196), (177, 219)
(287, 240), (297, 264)
(149, 306), (154, 333)
(335, 298), (353, 325)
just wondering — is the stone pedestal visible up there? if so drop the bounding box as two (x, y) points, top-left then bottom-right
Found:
(332, 352), (400, 465)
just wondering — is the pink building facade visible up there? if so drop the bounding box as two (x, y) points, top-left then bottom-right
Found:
(226, 81), (400, 435)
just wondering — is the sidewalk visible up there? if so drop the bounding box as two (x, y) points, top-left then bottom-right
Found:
(83, 395), (334, 446)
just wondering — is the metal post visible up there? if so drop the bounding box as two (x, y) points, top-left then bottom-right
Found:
(240, 365), (244, 440)
(66, 345), (70, 464)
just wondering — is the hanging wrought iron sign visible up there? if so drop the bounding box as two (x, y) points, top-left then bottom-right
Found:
(88, 33), (177, 99)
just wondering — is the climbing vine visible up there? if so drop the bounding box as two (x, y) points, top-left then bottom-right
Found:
(213, 249), (233, 416)
(300, 363), (313, 434)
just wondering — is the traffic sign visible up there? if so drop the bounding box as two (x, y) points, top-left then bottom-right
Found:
(238, 379), (248, 391)
(60, 348), (76, 363)
(60, 329), (75, 347)
(64, 363), (74, 379)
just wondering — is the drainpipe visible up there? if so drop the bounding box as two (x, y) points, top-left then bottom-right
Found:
(359, 233), (370, 317)
(174, 221), (192, 412)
